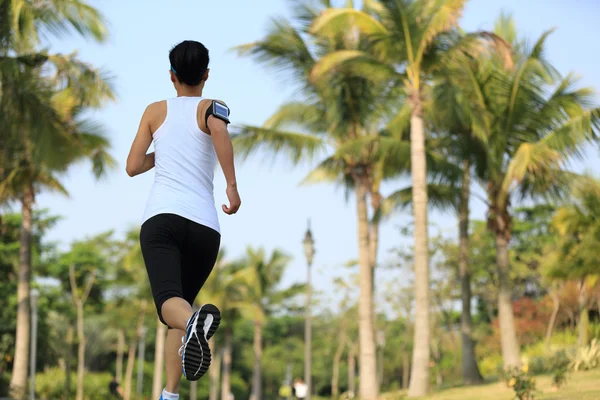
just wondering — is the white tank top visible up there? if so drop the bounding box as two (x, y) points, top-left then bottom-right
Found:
(141, 96), (220, 233)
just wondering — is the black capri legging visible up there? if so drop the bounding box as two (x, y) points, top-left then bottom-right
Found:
(140, 213), (221, 327)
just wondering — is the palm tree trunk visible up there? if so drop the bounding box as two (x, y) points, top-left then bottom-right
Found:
(577, 280), (590, 347)
(458, 163), (483, 384)
(75, 302), (86, 400)
(124, 300), (147, 400)
(152, 321), (167, 400)
(347, 344), (356, 396)
(68, 265), (96, 400)
(124, 340), (136, 400)
(10, 184), (34, 400)
(495, 232), (521, 369)
(407, 108), (431, 398)
(433, 337), (442, 386)
(331, 336), (346, 399)
(116, 329), (125, 382)
(402, 350), (410, 389)
(65, 325), (74, 397)
(355, 179), (378, 400)
(544, 288), (560, 352)
(250, 319), (263, 400)
(369, 190), (382, 292)
(209, 338), (221, 400)
(221, 326), (233, 400)
(190, 381), (198, 400)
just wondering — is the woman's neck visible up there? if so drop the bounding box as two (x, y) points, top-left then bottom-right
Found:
(176, 83), (204, 97)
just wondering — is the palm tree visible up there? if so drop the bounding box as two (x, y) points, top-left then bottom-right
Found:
(546, 178), (600, 347)
(2, 0), (107, 52)
(1, 2), (111, 396)
(233, 3), (405, 397)
(445, 16), (599, 368)
(1, 67), (114, 399)
(238, 246), (297, 400)
(310, 1), (469, 394)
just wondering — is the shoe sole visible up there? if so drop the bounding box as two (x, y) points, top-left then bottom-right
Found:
(183, 304), (221, 381)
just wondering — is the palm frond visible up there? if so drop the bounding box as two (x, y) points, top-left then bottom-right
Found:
(415, 0), (467, 66)
(300, 156), (346, 186)
(310, 49), (397, 83)
(232, 18), (315, 86)
(381, 183), (460, 219)
(34, 172), (69, 197)
(264, 101), (327, 132)
(232, 125), (325, 166)
(310, 8), (389, 37)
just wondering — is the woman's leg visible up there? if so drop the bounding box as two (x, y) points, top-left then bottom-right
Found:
(164, 329), (185, 394)
(161, 298), (194, 331)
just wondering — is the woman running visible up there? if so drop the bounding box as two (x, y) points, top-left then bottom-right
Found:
(126, 40), (241, 400)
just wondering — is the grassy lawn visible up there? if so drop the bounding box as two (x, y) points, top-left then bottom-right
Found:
(379, 369), (600, 400)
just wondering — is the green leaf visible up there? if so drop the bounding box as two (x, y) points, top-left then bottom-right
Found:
(232, 126), (325, 166)
(310, 8), (389, 37)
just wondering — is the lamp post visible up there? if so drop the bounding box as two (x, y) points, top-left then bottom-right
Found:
(302, 220), (315, 400)
(29, 288), (40, 400)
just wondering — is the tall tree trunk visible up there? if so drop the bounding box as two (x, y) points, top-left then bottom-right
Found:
(65, 325), (74, 397)
(190, 381), (197, 400)
(369, 190), (382, 293)
(577, 280), (590, 347)
(408, 107), (430, 398)
(433, 336), (442, 387)
(221, 326), (233, 400)
(124, 300), (147, 400)
(250, 319), (262, 400)
(331, 335), (346, 399)
(458, 163), (483, 384)
(355, 179), (378, 400)
(347, 344), (356, 396)
(495, 233), (521, 369)
(117, 329), (125, 383)
(402, 350), (410, 389)
(10, 184), (34, 400)
(124, 338), (137, 400)
(75, 303), (86, 400)
(209, 338), (221, 400)
(545, 287), (561, 352)
(68, 264), (96, 400)
(152, 321), (167, 400)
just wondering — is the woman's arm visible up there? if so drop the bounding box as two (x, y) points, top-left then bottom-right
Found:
(126, 103), (158, 177)
(209, 117), (241, 214)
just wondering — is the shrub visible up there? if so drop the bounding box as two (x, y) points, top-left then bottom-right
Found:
(503, 365), (536, 400)
(569, 338), (600, 372)
(551, 366), (568, 389)
(35, 368), (114, 400)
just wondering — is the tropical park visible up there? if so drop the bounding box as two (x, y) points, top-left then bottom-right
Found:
(1, 0), (599, 399)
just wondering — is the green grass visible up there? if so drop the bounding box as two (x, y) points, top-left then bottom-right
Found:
(380, 369), (600, 400)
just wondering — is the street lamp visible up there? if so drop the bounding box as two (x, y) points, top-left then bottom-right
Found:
(29, 288), (40, 400)
(302, 220), (315, 400)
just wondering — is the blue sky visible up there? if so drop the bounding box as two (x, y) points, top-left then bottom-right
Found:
(35, 0), (600, 305)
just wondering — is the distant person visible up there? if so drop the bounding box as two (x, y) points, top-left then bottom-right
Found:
(293, 378), (308, 399)
(126, 39), (241, 400)
(109, 375), (123, 398)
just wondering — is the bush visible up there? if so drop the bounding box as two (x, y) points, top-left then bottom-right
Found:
(502, 365), (536, 400)
(527, 349), (572, 375)
(478, 353), (503, 378)
(35, 368), (114, 400)
(569, 338), (600, 372)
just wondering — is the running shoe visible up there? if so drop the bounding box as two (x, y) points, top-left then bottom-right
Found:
(179, 304), (221, 381)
